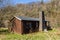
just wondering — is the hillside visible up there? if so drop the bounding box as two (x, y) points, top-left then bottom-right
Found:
(0, 0), (60, 28)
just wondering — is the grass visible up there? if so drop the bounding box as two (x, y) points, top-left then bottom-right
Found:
(0, 28), (60, 40)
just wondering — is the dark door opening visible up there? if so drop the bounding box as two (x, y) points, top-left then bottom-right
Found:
(23, 21), (32, 34)
(23, 21), (39, 34)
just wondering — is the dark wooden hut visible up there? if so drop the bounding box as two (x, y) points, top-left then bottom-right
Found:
(10, 11), (52, 34)
(10, 16), (39, 34)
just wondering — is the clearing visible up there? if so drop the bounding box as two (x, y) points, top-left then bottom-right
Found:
(0, 28), (60, 40)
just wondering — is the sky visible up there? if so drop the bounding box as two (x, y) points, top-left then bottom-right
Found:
(0, 0), (50, 8)
(12, 0), (39, 4)
(12, 0), (50, 4)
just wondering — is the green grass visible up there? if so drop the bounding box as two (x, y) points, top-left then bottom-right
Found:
(0, 28), (60, 40)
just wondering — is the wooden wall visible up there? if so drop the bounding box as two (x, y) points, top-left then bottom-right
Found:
(11, 18), (23, 34)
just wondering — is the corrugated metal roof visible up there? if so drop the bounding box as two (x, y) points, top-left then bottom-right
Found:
(15, 16), (39, 21)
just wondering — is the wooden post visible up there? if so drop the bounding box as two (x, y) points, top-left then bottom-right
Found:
(39, 11), (45, 31)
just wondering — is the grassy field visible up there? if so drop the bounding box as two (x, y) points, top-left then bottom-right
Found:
(0, 28), (60, 40)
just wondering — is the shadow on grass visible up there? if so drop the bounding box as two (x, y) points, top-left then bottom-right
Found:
(0, 28), (10, 35)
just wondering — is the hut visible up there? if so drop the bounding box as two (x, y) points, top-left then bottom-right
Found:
(10, 11), (52, 34)
(10, 16), (39, 34)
